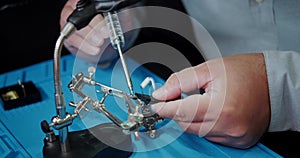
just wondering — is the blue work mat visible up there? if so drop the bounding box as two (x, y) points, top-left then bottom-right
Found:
(0, 54), (281, 158)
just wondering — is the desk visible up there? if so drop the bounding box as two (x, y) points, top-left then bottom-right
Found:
(0, 54), (281, 158)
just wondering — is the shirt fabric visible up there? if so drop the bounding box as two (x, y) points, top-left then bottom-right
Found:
(181, 0), (300, 131)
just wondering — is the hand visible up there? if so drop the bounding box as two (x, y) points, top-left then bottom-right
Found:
(60, 0), (140, 66)
(60, 0), (113, 65)
(151, 53), (270, 149)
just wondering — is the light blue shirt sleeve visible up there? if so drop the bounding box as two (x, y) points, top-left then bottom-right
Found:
(180, 0), (300, 132)
(263, 51), (300, 132)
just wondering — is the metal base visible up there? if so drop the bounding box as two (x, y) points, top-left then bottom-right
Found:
(42, 123), (133, 158)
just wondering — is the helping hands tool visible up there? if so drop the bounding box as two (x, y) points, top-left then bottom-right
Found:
(40, 0), (163, 156)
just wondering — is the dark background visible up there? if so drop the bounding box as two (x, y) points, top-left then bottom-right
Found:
(0, 0), (299, 157)
(0, 0), (69, 74)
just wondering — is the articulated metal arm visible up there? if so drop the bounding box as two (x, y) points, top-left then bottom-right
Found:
(67, 67), (163, 137)
(41, 0), (153, 154)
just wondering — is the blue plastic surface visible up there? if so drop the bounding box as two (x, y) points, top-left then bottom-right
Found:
(0, 54), (282, 158)
(0, 121), (30, 158)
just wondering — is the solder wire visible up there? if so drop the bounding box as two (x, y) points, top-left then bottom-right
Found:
(104, 11), (134, 95)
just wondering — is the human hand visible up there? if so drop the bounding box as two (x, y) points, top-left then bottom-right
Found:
(152, 53), (270, 149)
(60, 0), (113, 65)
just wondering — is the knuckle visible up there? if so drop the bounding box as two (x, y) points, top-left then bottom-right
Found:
(226, 125), (248, 139)
(175, 110), (187, 122)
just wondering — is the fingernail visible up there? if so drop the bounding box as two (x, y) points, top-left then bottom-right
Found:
(152, 87), (165, 99)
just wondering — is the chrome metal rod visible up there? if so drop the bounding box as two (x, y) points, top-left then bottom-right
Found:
(54, 35), (64, 96)
(116, 43), (134, 95)
(53, 22), (75, 153)
(54, 34), (70, 153)
(95, 104), (123, 127)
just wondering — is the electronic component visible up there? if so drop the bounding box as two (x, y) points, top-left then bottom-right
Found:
(0, 81), (41, 110)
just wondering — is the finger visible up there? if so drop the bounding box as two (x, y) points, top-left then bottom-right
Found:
(60, 0), (79, 24)
(152, 63), (211, 101)
(177, 121), (206, 136)
(89, 14), (109, 39)
(152, 94), (211, 122)
(60, 5), (75, 27)
(177, 121), (222, 137)
(66, 0), (79, 8)
(65, 22), (105, 51)
(86, 16), (109, 47)
(61, 3), (107, 45)
(74, 15), (108, 48)
(65, 33), (102, 56)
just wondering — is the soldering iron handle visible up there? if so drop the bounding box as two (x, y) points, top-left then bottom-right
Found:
(67, 0), (97, 30)
(94, 0), (141, 12)
(67, 0), (141, 30)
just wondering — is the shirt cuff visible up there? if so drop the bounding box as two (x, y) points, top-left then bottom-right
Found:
(263, 51), (300, 132)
